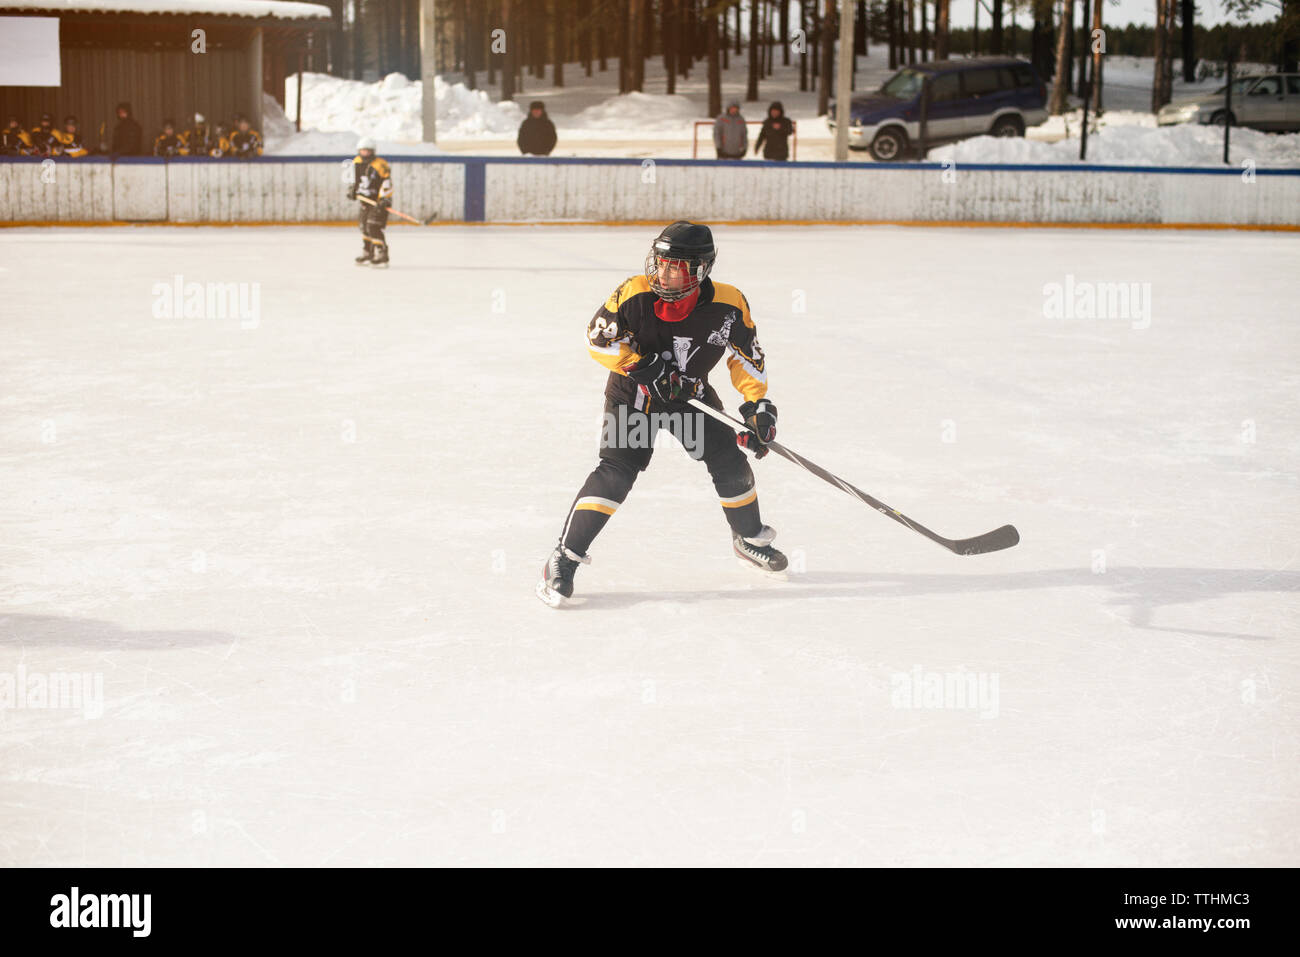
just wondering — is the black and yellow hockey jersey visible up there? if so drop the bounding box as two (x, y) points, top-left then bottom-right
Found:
(353, 155), (393, 202)
(229, 128), (263, 158)
(586, 275), (768, 408)
(50, 128), (88, 157)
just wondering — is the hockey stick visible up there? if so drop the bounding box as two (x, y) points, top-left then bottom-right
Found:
(357, 194), (432, 225)
(687, 398), (1020, 556)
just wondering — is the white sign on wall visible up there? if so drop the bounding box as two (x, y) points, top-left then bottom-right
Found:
(0, 17), (61, 87)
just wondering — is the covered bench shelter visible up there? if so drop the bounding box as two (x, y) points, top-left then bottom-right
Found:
(0, 0), (331, 150)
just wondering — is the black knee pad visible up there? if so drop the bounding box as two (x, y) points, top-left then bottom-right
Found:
(711, 457), (754, 499)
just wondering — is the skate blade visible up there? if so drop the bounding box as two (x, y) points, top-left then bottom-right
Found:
(535, 579), (568, 608)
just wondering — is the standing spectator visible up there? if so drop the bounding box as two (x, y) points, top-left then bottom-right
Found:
(713, 101), (747, 159)
(29, 113), (57, 156)
(754, 101), (795, 162)
(181, 113), (211, 157)
(153, 119), (184, 157)
(51, 116), (89, 157)
(111, 102), (142, 156)
(516, 101), (557, 156)
(229, 113), (263, 159)
(2, 115), (33, 155)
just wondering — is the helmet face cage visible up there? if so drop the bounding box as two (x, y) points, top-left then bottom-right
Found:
(645, 244), (714, 302)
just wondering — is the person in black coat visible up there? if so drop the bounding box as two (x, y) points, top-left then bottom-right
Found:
(754, 101), (795, 162)
(516, 101), (557, 156)
(111, 102), (142, 156)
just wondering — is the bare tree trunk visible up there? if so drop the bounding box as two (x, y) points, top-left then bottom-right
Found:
(707, 7), (722, 116)
(664, 0), (677, 93)
(907, 0), (916, 64)
(934, 0), (949, 59)
(799, 0), (809, 90)
(782, 0), (792, 64)
(553, 0), (565, 86)
(1091, 0), (1103, 112)
(1181, 0), (1196, 82)
(991, 0), (1002, 54)
(1152, 0), (1168, 111)
(1049, 0), (1074, 114)
(747, 0), (760, 100)
(500, 0), (514, 99)
(921, 0), (929, 60)
(818, 0), (834, 115)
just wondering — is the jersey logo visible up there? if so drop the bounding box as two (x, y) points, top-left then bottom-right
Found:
(673, 336), (701, 370)
(707, 311), (738, 347)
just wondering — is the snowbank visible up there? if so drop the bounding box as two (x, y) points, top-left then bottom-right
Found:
(282, 72), (524, 146)
(264, 89), (445, 155)
(565, 91), (705, 136)
(928, 122), (1300, 167)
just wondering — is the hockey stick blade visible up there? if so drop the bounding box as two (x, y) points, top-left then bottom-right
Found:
(688, 398), (1020, 556)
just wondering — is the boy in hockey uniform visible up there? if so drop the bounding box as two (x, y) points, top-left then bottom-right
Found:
(2, 116), (32, 155)
(50, 116), (89, 157)
(538, 221), (784, 606)
(347, 136), (392, 267)
(181, 114), (211, 157)
(229, 114), (263, 158)
(208, 121), (233, 158)
(153, 119), (184, 157)
(28, 114), (57, 156)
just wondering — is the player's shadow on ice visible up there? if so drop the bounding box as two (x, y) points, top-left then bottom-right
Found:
(580, 567), (1299, 641)
(0, 613), (235, 650)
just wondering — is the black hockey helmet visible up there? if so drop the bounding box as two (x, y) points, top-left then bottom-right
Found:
(646, 220), (716, 302)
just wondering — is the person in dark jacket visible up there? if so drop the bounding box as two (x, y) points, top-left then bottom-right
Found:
(153, 119), (184, 157)
(28, 113), (57, 156)
(111, 102), (142, 156)
(712, 101), (747, 159)
(754, 101), (795, 162)
(5, 115), (34, 155)
(516, 101), (557, 156)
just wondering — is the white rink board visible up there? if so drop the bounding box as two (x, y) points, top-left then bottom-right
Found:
(1, 158), (1297, 226)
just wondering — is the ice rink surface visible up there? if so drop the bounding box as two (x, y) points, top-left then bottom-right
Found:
(1, 223), (1297, 866)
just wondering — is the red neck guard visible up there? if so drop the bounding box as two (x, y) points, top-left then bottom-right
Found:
(653, 287), (700, 323)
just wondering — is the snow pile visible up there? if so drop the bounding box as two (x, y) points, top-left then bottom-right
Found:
(566, 91), (705, 135)
(284, 71), (524, 143)
(928, 122), (1300, 167)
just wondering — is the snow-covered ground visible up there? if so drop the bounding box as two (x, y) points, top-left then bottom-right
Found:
(2, 224), (1296, 866)
(270, 54), (1300, 166)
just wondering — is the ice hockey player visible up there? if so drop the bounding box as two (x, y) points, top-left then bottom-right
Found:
(2, 115), (32, 155)
(28, 113), (57, 156)
(50, 116), (89, 157)
(229, 114), (263, 159)
(153, 119), (184, 157)
(208, 121), (233, 158)
(537, 221), (785, 607)
(181, 113), (211, 157)
(347, 136), (392, 267)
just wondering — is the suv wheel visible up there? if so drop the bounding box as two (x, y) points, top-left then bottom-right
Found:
(869, 127), (908, 161)
(991, 116), (1025, 137)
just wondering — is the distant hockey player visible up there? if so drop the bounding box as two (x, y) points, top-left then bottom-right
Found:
(229, 114), (263, 159)
(208, 121), (233, 158)
(754, 101), (795, 162)
(50, 116), (89, 157)
(181, 113), (211, 157)
(538, 221), (785, 607)
(347, 136), (392, 267)
(28, 113), (57, 156)
(2, 115), (32, 155)
(153, 119), (184, 157)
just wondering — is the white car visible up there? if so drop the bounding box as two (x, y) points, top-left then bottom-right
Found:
(1158, 74), (1300, 132)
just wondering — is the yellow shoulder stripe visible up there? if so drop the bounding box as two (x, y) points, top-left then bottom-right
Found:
(710, 281), (753, 327)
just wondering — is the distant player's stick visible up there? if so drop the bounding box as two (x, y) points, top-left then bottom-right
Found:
(687, 398), (1020, 556)
(357, 194), (432, 225)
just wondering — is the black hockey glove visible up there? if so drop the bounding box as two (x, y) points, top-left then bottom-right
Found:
(736, 399), (777, 458)
(347, 186), (357, 201)
(624, 352), (702, 404)
(379, 197), (392, 209)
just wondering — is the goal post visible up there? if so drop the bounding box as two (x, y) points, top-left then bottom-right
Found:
(691, 120), (798, 161)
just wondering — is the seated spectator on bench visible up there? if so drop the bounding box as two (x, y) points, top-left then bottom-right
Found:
(2, 115), (33, 155)
(154, 119), (184, 157)
(229, 114), (263, 159)
(51, 115), (89, 157)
